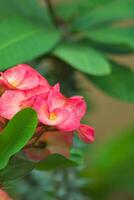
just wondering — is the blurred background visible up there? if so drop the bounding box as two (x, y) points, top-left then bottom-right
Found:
(0, 0), (134, 199)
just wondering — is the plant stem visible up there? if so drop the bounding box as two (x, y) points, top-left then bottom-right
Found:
(45, 0), (59, 27)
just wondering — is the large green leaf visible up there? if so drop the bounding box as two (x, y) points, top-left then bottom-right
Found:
(53, 43), (111, 75)
(0, 108), (38, 170)
(0, 0), (51, 24)
(72, 0), (134, 30)
(84, 27), (134, 50)
(0, 157), (35, 183)
(12, 0), (51, 24)
(88, 62), (134, 102)
(0, 16), (60, 70)
(0, 0), (15, 19)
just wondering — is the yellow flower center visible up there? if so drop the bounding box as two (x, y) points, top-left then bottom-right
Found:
(11, 81), (18, 87)
(8, 78), (20, 88)
(49, 112), (57, 121)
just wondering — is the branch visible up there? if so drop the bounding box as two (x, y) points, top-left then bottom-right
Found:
(45, 0), (59, 27)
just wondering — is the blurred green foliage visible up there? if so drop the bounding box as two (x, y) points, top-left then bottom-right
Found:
(80, 127), (134, 199)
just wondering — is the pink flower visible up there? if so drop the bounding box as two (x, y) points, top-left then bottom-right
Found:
(0, 189), (12, 200)
(24, 130), (73, 161)
(22, 85), (69, 126)
(0, 64), (95, 145)
(0, 64), (51, 97)
(30, 86), (87, 132)
(0, 90), (26, 119)
(78, 124), (95, 143)
(57, 96), (87, 132)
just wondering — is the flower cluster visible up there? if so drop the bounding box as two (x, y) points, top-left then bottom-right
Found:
(0, 64), (94, 161)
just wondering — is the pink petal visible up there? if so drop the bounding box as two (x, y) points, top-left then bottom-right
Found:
(21, 64), (51, 91)
(1, 65), (26, 88)
(21, 64), (50, 91)
(22, 93), (48, 110)
(67, 96), (87, 118)
(53, 83), (60, 91)
(0, 90), (26, 119)
(39, 105), (70, 126)
(10, 64), (39, 89)
(77, 124), (95, 143)
(24, 85), (50, 98)
(69, 96), (83, 100)
(57, 97), (86, 132)
(57, 112), (80, 132)
(1, 64), (51, 91)
(47, 86), (66, 111)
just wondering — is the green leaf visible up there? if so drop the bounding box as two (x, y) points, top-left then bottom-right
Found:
(0, 16), (60, 70)
(0, 0), (51, 24)
(53, 43), (111, 75)
(88, 62), (134, 102)
(36, 149), (83, 171)
(0, 108), (38, 170)
(84, 27), (134, 50)
(0, 157), (35, 183)
(12, 0), (51, 24)
(36, 154), (77, 171)
(55, 0), (114, 21)
(0, 1), (15, 19)
(72, 0), (134, 30)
